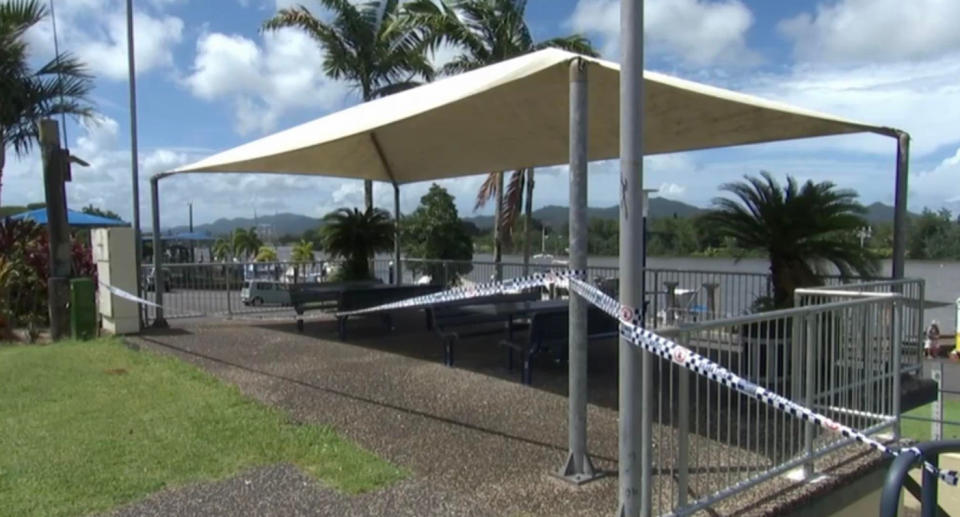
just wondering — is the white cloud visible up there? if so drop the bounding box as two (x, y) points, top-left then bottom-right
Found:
(780, 0), (960, 64)
(183, 28), (351, 135)
(740, 57), (960, 157)
(569, 0), (757, 66)
(911, 147), (960, 211)
(26, 0), (183, 80)
(659, 182), (687, 197)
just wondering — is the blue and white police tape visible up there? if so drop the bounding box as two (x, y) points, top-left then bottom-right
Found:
(335, 269), (586, 316)
(100, 281), (161, 308)
(565, 276), (960, 487)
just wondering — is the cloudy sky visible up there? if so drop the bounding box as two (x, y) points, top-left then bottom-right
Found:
(6, 0), (960, 228)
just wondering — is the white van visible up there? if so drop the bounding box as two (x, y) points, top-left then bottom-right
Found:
(241, 281), (291, 306)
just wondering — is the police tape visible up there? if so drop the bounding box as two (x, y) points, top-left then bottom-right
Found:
(335, 269), (585, 316)
(99, 281), (162, 308)
(332, 270), (958, 486)
(565, 276), (960, 487)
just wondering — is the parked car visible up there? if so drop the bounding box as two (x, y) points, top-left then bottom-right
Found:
(144, 268), (171, 292)
(241, 280), (291, 306)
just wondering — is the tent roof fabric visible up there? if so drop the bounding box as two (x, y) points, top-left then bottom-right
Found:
(8, 208), (128, 228)
(172, 49), (897, 184)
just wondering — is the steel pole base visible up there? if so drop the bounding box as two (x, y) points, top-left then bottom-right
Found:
(150, 316), (169, 329)
(553, 451), (604, 485)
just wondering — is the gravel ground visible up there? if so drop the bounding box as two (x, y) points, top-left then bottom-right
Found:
(112, 311), (891, 516)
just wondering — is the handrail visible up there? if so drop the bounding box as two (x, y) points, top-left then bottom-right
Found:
(879, 440), (960, 517)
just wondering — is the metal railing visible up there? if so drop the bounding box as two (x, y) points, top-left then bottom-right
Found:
(796, 278), (925, 373)
(655, 291), (903, 516)
(374, 258), (771, 328)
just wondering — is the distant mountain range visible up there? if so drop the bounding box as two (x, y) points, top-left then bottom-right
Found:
(165, 213), (322, 238)
(162, 201), (913, 237)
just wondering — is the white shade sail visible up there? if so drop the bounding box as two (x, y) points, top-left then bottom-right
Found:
(171, 48), (896, 184)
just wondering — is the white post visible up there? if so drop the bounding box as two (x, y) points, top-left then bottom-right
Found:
(932, 362), (943, 441)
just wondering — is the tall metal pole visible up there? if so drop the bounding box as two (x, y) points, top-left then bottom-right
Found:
(126, 0), (144, 316)
(40, 119), (70, 339)
(150, 176), (168, 328)
(558, 58), (599, 484)
(892, 132), (910, 279)
(619, 0), (648, 515)
(393, 183), (402, 285)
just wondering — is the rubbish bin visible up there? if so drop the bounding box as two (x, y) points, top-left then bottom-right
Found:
(70, 277), (97, 340)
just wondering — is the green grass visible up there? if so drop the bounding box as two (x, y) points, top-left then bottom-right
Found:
(0, 338), (404, 517)
(902, 399), (960, 442)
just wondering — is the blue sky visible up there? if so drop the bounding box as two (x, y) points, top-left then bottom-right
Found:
(7, 0), (960, 228)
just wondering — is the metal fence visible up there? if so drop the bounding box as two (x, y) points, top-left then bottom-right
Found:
(796, 278), (925, 373)
(655, 291), (903, 516)
(141, 262), (330, 320)
(376, 258), (772, 328)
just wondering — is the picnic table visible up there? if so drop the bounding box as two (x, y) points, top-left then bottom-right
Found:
(427, 293), (553, 366)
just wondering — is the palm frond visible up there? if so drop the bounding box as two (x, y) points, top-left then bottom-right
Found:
(474, 171), (499, 211)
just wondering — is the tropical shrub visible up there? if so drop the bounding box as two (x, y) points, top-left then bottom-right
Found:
(0, 218), (97, 336)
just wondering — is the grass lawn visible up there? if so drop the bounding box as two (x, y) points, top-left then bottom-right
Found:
(0, 338), (404, 517)
(902, 399), (960, 442)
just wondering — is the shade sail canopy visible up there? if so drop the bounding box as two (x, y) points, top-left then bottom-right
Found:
(8, 208), (128, 228)
(172, 48), (896, 184)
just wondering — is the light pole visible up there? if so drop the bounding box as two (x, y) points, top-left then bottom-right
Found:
(126, 0), (143, 325)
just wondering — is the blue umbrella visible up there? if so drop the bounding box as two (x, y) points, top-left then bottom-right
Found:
(7, 208), (128, 228)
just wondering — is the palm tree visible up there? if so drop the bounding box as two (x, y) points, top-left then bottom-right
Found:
(254, 245), (279, 262)
(262, 0), (434, 212)
(290, 238), (316, 281)
(1, 0), (94, 205)
(231, 227), (262, 260)
(397, 0), (597, 275)
(699, 172), (879, 308)
(291, 239), (315, 263)
(321, 207), (394, 280)
(212, 237), (235, 262)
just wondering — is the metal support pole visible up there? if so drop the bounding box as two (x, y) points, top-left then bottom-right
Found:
(494, 172), (504, 282)
(557, 58), (600, 484)
(619, 0), (648, 513)
(126, 0), (144, 324)
(892, 132), (910, 279)
(150, 176), (168, 328)
(394, 183), (402, 285)
(40, 119), (70, 340)
(892, 298), (903, 440)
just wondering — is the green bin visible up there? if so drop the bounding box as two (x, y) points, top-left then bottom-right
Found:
(70, 277), (97, 340)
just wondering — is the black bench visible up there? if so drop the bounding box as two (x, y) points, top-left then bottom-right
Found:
(292, 283), (442, 337)
(426, 291), (541, 366)
(500, 306), (618, 385)
(289, 280), (382, 323)
(333, 284), (443, 339)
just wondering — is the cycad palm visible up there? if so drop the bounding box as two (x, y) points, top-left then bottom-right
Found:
(397, 0), (597, 274)
(321, 207), (394, 280)
(700, 172), (878, 308)
(0, 0), (95, 205)
(262, 0), (434, 211)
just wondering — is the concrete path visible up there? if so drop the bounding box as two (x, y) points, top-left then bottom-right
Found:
(113, 314), (886, 516)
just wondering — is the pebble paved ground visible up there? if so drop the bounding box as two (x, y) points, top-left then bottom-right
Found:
(110, 311), (888, 516)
